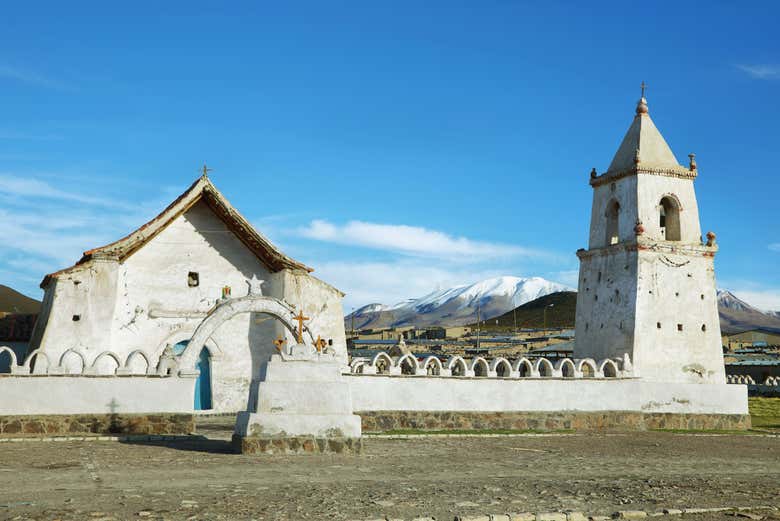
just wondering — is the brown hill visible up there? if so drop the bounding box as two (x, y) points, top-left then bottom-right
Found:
(472, 291), (577, 330)
(0, 285), (41, 314)
(472, 290), (780, 335)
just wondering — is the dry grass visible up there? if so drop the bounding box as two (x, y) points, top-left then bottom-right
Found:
(749, 396), (780, 431)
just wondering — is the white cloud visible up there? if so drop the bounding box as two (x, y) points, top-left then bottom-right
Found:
(0, 131), (63, 141)
(769, 243), (780, 252)
(721, 279), (780, 312)
(0, 64), (72, 90)
(0, 174), (135, 209)
(550, 269), (579, 288)
(729, 289), (780, 313)
(0, 174), (168, 296)
(298, 219), (544, 261)
(314, 260), (507, 309)
(736, 64), (780, 80)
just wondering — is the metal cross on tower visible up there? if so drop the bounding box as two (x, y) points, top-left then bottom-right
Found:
(640, 81), (647, 98)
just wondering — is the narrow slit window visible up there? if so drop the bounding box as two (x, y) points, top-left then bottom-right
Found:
(605, 200), (620, 246)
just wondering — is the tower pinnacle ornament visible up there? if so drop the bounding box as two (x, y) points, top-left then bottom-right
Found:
(636, 81), (649, 115)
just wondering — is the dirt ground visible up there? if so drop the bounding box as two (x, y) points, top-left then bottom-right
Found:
(0, 417), (778, 521)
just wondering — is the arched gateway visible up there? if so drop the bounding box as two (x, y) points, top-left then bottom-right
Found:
(178, 295), (315, 375)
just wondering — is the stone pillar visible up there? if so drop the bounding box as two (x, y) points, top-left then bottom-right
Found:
(233, 347), (362, 454)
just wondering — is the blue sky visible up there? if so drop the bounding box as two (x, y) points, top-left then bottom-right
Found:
(1, 1), (779, 311)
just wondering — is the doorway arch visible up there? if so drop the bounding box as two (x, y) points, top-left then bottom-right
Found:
(178, 295), (313, 374)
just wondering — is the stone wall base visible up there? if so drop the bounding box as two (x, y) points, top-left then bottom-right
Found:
(233, 434), (363, 455)
(0, 413), (194, 437)
(358, 410), (751, 432)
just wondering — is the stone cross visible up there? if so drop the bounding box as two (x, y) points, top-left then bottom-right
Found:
(293, 310), (310, 343)
(107, 398), (120, 414)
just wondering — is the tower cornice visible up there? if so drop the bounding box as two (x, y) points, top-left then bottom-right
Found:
(589, 165), (697, 187)
(577, 237), (717, 259)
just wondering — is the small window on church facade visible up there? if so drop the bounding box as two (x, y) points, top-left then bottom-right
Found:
(677, 324), (683, 331)
(188, 272), (200, 287)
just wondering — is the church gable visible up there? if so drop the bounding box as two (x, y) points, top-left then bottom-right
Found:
(122, 199), (272, 302)
(41, 175), (311, 288)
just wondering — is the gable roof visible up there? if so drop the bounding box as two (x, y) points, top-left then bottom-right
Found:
(607, 96), (681, 173)
(41, 175), (312, 288)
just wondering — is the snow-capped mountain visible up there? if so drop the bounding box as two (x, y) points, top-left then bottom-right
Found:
(716, 289), (758, 313)
(345, 276), (572, 329)
(716, 289), (780, 334)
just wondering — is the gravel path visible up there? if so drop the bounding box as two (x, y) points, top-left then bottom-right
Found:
(0, 417), (778, 520)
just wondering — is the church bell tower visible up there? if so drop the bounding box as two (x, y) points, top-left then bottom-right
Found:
(573, 88), (725, 384)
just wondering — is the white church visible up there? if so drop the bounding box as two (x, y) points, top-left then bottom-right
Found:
(0, 91), (750, 453)
(26, 175), (347, 413)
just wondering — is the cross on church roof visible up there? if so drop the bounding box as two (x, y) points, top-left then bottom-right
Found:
(201, 163), (213, 177)
(640, 81), (647, 98)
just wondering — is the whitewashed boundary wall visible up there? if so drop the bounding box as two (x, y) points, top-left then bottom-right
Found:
(0, 346), (173, 376)
(727, 374), (780, 396)
(345, 351), (747, 415)
(0, 375), (195, 416)
(346, 375), (748, 415)
(348, 352), (630, 379)
(0, 345), (195, 417)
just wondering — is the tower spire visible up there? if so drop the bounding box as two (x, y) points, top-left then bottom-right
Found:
(636, 81), (649, 115)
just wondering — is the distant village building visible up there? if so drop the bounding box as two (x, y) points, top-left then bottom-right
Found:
(27, 175), (346, 412)
(722, 329), (780, 350)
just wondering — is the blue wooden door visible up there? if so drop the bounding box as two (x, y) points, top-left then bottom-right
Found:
(172, 341), (212, 410)
(194, 347), (213, 410)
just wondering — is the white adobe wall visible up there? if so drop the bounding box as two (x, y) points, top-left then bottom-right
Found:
(279, 270), (348, 364)
(634, 250), (724, 384)
(587, 176), (638, 249)
(0, 376), (195, 416)
(346, 375), (748, 415)
(31, 259), (122, 366)
(636, 173), (702, 242)
(574, 249), (638, 362)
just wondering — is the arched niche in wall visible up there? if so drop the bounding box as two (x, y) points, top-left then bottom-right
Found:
(659, 195), (682, 241)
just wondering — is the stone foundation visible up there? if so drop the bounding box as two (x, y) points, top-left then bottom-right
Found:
(0, 413), (194, 437)
(358, 410), (751, 432)
(233, 434), (363, 455)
